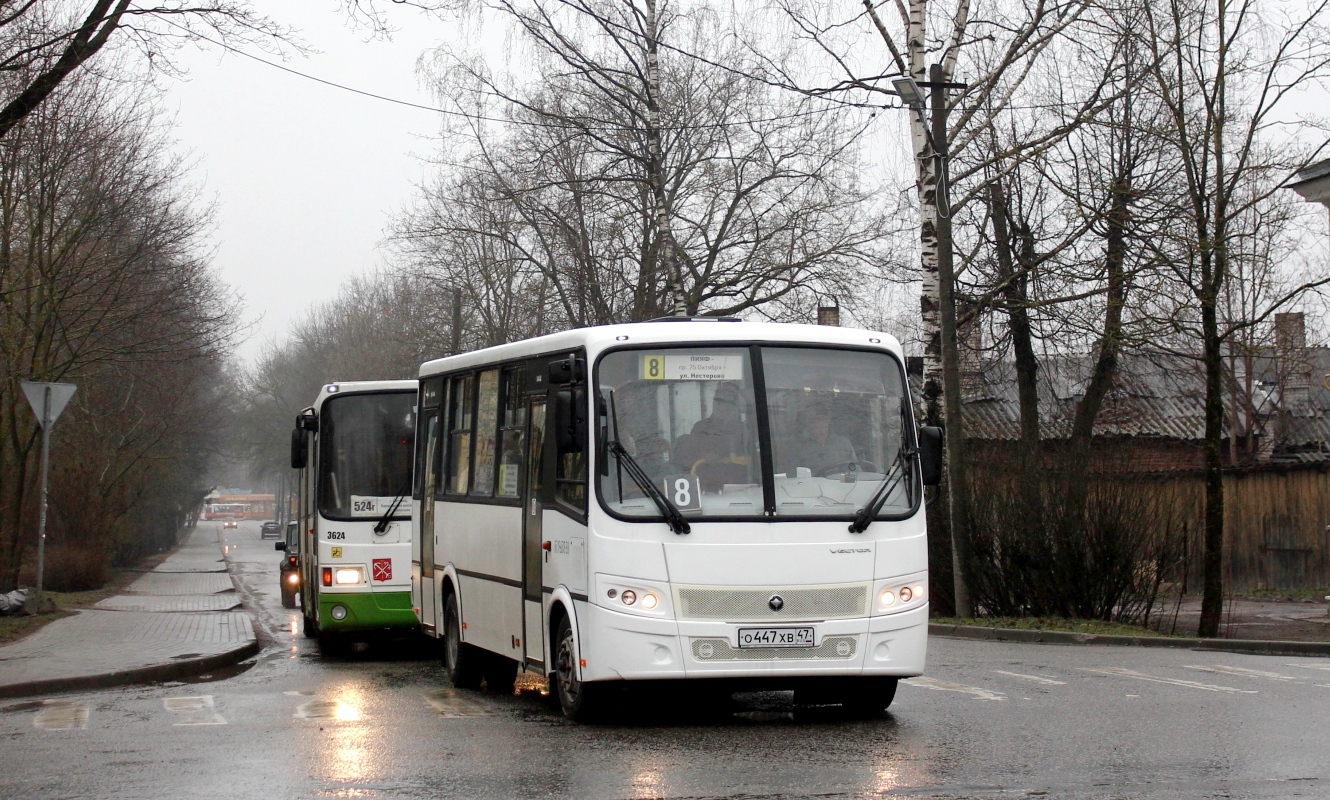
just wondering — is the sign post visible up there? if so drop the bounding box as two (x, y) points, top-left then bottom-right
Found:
(20, 381), (76, 612)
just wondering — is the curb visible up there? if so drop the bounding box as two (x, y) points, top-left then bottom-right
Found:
(929, 623), (1330, 657)
(0, 639), (259, 700)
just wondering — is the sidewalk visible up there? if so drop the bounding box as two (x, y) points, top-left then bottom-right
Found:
(0, 527), (258, 699)
(931, 597), (1330, 657)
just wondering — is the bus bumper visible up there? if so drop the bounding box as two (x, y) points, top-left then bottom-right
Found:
(578, 601), (927, 683)
(319, 590), (418, 633)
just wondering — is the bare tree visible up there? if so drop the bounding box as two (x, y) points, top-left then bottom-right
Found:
(0, 65), (233, 589)
(1131, 0), (1330, 636)
(394, 0), (892, 332)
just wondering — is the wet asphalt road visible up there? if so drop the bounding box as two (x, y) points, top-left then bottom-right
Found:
(1, 522), (1328, 800)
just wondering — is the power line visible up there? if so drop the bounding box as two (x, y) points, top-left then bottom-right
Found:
(170, 22), (885, 133)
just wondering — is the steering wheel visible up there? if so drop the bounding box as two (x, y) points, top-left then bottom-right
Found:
(813, 460), (881, 478)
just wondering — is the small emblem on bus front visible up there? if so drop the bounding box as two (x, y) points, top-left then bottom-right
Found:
(768, 595), (784, 611)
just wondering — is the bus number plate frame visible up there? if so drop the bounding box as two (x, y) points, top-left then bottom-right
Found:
(735, 627), (815, 649)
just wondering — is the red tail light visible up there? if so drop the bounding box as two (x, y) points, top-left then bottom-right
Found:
(287, 556), (297, 566)
(321, 567), (332, 587)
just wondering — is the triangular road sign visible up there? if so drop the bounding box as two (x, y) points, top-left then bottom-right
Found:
(20, 382), (77, 428)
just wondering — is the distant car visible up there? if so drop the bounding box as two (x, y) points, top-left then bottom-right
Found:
(260, 521), (281, 539)
(222, 519), (238, 529)
(276, 521), (300, 608)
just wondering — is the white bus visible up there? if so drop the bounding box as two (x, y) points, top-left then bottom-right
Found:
(289, 380), (419, 654)
(411, 321), (940, 719)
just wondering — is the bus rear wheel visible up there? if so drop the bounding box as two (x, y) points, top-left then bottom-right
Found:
(442, 593), (483, 689)
(553, 615), (602, 721)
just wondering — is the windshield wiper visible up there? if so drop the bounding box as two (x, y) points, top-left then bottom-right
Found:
(373, 480), (410, 534)
(607, 441), (691, 535)
(848, 445), (915, 534)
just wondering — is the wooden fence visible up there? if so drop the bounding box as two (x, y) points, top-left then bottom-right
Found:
(1142, 466), (1330, 590)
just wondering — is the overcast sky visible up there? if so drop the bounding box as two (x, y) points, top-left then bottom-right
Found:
(163, 2), (1329, 367)
(167, 2), (445, 365)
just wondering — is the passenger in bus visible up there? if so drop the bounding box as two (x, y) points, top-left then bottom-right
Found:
(786, 402), (856, 476)
(674, 382), (751, 489)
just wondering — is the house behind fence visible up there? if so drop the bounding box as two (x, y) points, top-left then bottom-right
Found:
(950, 311), (1330, 590)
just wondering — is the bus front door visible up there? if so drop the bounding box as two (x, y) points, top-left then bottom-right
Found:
(522, 399), (546, 669)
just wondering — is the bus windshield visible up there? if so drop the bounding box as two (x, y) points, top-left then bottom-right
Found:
(597, 346), (912, 521)
(318, 391), (416, 521)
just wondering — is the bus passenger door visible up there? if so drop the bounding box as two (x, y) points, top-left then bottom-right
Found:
(419, 412), (440, 632)
(522, 399), (547, 669)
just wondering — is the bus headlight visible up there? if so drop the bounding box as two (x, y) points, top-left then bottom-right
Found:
(874, 577), (927, 614)
(334, 567), (364, 585)
(286, 573), (299, 585)
(596, 575), (670, 617)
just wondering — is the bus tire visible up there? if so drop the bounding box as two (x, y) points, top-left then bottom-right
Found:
(798, 677), (898, 718)
(848, 677), (899, 717)
(483, 654), (519, 695)
(302, 609), (318, 639)
(553, 615), (602, 721)
(442, 592), (483, 689)
(317, 630), (349, 657)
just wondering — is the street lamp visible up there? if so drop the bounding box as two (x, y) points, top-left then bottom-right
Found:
(891, 76), (925, 108)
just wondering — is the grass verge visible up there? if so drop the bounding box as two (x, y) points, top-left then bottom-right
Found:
(0, 549), (175, 646)
(931, 616), (1178, 637)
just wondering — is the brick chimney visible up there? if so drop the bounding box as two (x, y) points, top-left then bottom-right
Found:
(1275, 312), (1311, 410)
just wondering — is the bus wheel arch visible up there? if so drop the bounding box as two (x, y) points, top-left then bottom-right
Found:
(440, 581), (483, 689)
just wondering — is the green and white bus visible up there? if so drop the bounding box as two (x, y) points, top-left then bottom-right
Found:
(290, 380), (419, 654)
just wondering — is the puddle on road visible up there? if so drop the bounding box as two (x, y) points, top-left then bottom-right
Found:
(296, 699), (360, 721)
(32, 699), (89, 730)
(164, 694), (227, 726)
(175, 658), (256, 684)
(423, 689), (497, 717)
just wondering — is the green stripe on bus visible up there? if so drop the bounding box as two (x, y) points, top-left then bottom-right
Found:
(319, 591), (417, 631)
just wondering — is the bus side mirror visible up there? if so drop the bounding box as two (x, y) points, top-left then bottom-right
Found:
(918, 426), (943, 486)
(553, 389), (586, 453)
(548, 357), (585, 386)
(291, 428), (307, 470)
(275, 542), (287, 551)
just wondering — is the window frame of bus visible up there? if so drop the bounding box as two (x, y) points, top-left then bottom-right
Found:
(470, 368), (502, 497)
(428, 361), (552, 509)
(316, 389), (418, 522)
(591, 341), (923, 524)
(414, 377), (444, 501)
(495, 364), (527, 500)
(444, 373), (475, 496)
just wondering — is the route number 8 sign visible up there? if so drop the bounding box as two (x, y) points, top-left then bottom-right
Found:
(661, 474), (702, 512)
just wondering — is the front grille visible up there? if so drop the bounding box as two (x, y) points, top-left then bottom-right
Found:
(675, 583), (869, 621)
(691, 636), (858, 661)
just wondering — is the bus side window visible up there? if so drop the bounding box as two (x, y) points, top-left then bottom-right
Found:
(554, 386), (587, 514)
(471, 369), (500, 496)
(496, 365), (527, 499)
(447, 375), (474, 495)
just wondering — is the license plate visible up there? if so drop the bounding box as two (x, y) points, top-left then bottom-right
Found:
(736, 627), (815, 648)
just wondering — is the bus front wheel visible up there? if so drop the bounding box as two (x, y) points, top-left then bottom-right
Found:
(553, 615), (602, 721)
(442, 593), (483, 689)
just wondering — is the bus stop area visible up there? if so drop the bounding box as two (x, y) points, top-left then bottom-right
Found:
(0, 527), (258, 699)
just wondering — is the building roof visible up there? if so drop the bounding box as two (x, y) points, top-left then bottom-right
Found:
(961, 350), (1330, 451)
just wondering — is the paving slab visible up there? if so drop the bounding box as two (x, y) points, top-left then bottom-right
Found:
(95, 595), (242, 613)
(0, 610), (256, 698)
(152, 554), (226, 574)
(123, 572), (235, 596)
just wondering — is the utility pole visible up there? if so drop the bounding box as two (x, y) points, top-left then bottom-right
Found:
(929, 63), (973, 618)
(451, 288), (463, 355)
